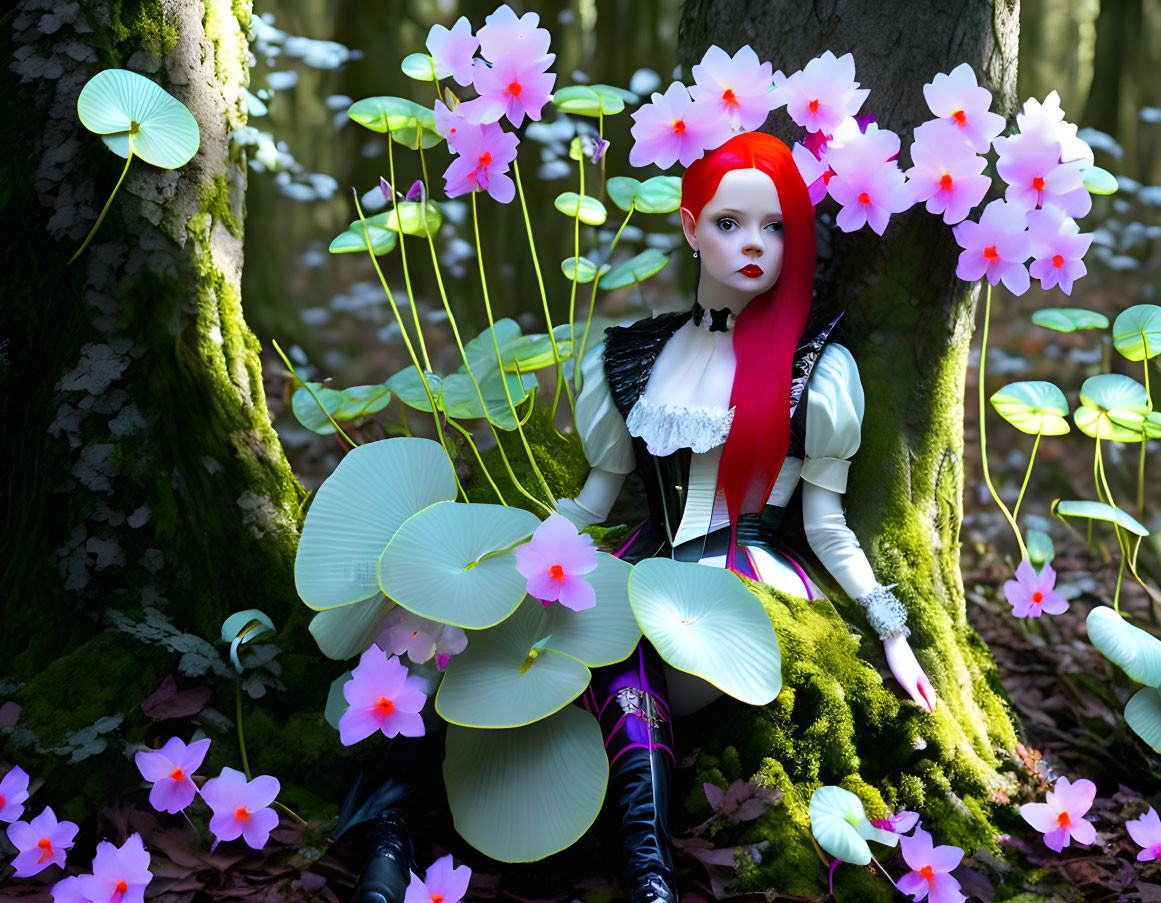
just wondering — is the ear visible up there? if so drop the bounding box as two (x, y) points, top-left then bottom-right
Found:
(680, 207), (698, 252)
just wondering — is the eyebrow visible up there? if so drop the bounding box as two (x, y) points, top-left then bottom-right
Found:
(713, 208), (783, 217)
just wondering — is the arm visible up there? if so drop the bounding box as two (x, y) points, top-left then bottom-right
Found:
(557, 467), (628, 527)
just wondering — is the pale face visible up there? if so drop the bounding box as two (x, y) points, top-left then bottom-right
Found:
(681, 168), (784, 312)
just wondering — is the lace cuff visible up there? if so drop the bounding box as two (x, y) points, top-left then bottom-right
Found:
(857, 583), (910, 639)
(625, 396), (735, 456)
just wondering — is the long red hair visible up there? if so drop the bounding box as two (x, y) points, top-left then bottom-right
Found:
(681, 133), (816, 564)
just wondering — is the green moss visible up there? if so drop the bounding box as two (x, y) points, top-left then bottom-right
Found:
(109, 0), (179, 57)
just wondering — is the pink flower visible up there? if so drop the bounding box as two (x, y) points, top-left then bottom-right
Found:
(377, 607), (467, 669)
(426, 16), (478, 87)
(404, 854), (472, 903)
(951, 198), (1031, 295)
(1127, 807), (1161, 861)
(629, 81), (733, 170)
(897, 826), (966, 903)
(1020, 776), (1097, 852)
(50, 876), (93, 903)
(906, 120), (990, 224)
(921, 63), (1005, 154)
(703, 780), (770, 824)
(995, 132), (1088, 215)
(515, 514), (598, 611)
(1017, 91), (1093, 166)
(871, 809), (920, 834)
(0, 764), (30, 823)
(475, 4), (551, 64)
(441, 121), (519, 204)
(826, 124), (912, 235)
(201, 767), (280, 850)
(434, 100), (471, 155)
(339, 644), (428, 744)
(689, 44), (777, 132)
(792, 140), (829, 205)
(134, 736), (210, 814)
(772, 51), (869, 135)
(1026, 205), (1092, 295)
(77, 833), (151, 903)
(1003, 560), (1069, 618)
(464, 54), (556, 128)
(7, 806), (78, 877)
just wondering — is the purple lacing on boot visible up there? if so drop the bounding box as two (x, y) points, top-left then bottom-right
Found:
(614, 526), (643, 559)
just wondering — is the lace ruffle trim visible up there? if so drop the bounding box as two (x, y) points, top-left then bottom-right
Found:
(625, 396), (735, 456)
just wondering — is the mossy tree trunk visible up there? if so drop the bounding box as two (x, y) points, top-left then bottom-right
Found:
(675, 2), (1022, 897)
(1, 0), (308, 811)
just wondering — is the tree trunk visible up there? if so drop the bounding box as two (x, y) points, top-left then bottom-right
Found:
(1, 0), (308, 810)
(674, 2), (1021, 896)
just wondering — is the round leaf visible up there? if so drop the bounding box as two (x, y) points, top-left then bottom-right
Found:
(601, 248), (669, 290)
(334, 384), (393, 420)
(222, 608), (276, 673)
(1080, 165), (1119, 196)
(634, 176), (682, 214)
(1087, 605), (1161, 686)
(379, 502), (540, 629)
(325, 671), (354, 730)
(292, 383), (345, 434)
(606, 176), (640, 212)
(77, 68), (200, 169)
(1031, 308), (1109, 333)
(386, 201), (442, 237)
(309, 594), (395, 661)
(560, 256), (610, 284)
(554, 192), (607, 226)
(348, 97), (442, 149)
(1125, 688), (1161, 752)
(540, 552), (641, 666)
(401, 52), (438, 82)
(1026, 529), (1055, 567)
(808, 786), (873, 866)
(1075, 374), (1149, 441)
(330, 214), (399, 256)
(990, 381), (1070, 436)
(1113, 305), (1161, 361)
(1109, 410), (1161, 440)
(551, 85), (627, 117)
(501, 333), (574, 372)
(295, 439), (458, 610)
(628, 558), (781, 705)
(1053, 499), (1149, 537)
(385, 368), (443, 412)
(444, 706), (608, 861)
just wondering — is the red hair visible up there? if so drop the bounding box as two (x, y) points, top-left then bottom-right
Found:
(681, 133), (816, 566)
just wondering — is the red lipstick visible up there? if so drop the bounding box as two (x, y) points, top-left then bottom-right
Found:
(739, 264), (763, 278)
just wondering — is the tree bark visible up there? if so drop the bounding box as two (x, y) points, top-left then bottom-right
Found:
(1, 0), (306, 806)
(673, 2), (1021, 896)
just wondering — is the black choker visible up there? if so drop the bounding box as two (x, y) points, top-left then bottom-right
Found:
(692, 302), (735, 333)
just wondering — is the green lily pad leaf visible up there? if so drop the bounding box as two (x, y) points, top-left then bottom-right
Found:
(330, 214), (399, 255)
(568, 136), (584, 162)
(990, 381), (1070, 436)
(634, 176), (683, 214)
(221, 609), (276, 673)
(77, 68), (200, 168)
(1087, 605), (1161, 685)
(309, 594), (395, 661)
(809, 785), (896, 867)
(387, 201), (442, 237)
(1031, 308), (1110, 332)
(540, 553), (640, 666)
(1053, 499), (1149, 537)
(348, 96), (442, 149)
(461, 319), (525, 373)
(292, 383), (345, 434)
(554, 192), (607, 226)
(401, 52), (438, 82)
(324, 670), (354, 730)
(295, 438), (458, 610)
(551, 85), (628, 117)
(436, 598), (592, 729)
(1113, 305), (1161, 361)
(1126, 687), (1161, 752)
(628, 558), (781, 705)
(1109, 409), (1161, 440)
(500, 332), (573, 373)
(385, 368), (443, 413)
(441, 368), (537, 430)
(601, 248), (669, 290)
(1075, 374), (1149, 441)
(1026, 529), (1055, 567)
(606, 176), (640, 212)
(560, 256), (610, 284)
(379, 501), (540, 628)
(1081, 165), (1119, 196)
(444, 706), (608, 862)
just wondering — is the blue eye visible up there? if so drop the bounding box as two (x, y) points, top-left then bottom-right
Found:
(766, 221), (784, 233)
(716, 218), (736, 231)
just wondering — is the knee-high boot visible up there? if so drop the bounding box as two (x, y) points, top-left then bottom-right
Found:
(590, 643), (678, 903)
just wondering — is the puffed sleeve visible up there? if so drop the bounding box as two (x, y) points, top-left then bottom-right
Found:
(799, 343), (865, 494)
(574, 342), (637, 475)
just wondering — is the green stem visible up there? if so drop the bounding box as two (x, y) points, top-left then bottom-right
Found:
(274, 800), (309, 826)
(1012, 429), (1042, 523)
(577, 206), (633, 378)
(569, 152), (584, 360)
(235, 683), (251, 780)
(977, 284), (1028, 561)
(445, 416), (504, 504)
(69, 150), (134, 265)
(271, 340), (358, 448)
(472, 191), (554, 514)
(387, 130), (432, 372)
(1114, 555), (1126, 614)
(1140, 347), (1151, 513)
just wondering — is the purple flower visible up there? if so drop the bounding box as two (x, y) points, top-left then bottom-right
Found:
(0, 764), (30, 823)
(896, 825), (966, 903)
(134, 736), (210, 814)
(50, 876), (92, 903)
(426, 16), (478, 87)
(1017, 91), (1094, 166)
(475, 4), (551, 63)
(906, 119), (990, 225)
(581, 134), (610, 164)
(441, 121), (519, 204)
(922, 63), (1005, 154)
(871, 809), (920, 834)
(1003, 560), (1069, 618)
(77, 833), (151, 903)
(826, 124), (912, 235)
(689, 44), (777, 132)
(514, 514), (598, 611)
(7, 806), (78, 877)
(1020, 776), (1097, 852)
(703, 780), (770, 823)
(464, 53), (555, 128)
(951, 198), (1031, 295)
(1026, 205), (1092, 295)
(772, 51), (869, 135)
(377, 607), (467, 669)
(792, 140), (829, 205)
(628, 81), (733, 170)
(994, 132), (1087, 215)
(1127, 807), (1161, 861)
(339, 644), (428, 744)
(201, 767), (280, 850)
(434, 100), (472, 155)
(404, 854), (472, 903)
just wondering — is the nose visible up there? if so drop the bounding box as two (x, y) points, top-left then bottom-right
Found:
(743, 227), (763, 257)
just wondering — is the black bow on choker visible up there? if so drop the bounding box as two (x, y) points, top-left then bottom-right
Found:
(692, 302), (734, 333)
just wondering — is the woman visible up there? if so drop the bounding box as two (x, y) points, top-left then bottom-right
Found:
(563, 131), (937, 902)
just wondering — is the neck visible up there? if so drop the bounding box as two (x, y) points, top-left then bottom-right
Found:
(695, 276), (760, 316)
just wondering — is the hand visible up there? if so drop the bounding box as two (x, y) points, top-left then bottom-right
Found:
(883, 632), (937, 712)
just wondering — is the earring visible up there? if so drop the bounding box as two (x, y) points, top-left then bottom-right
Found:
(692, 250), (699, 259)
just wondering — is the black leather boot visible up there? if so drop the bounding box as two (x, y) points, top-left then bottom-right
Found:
(348, 809), (412, 903)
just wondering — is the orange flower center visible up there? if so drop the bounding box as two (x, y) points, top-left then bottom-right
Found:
(377, 696), (396, 716)
(235, 806), (251, 822)
(115, 880), (129, 895)
(1031, 591), (1044, 604)
(808, 99), (820, 113)
(411, 631), (419, 638)
(919, 864), (935, 881)
(1052, 254), (1064, 268)
(952, 110), (966, 126)
(169, 766), (185, 782)
(1032, 176), (1045, 191)
(37, 838), (53, 864)
(548, 564), (565, 581)
(478, 151), (492, 167)
(1057, 810), (1071, 827)
(822, 170), (833, 185)
(857, 192), (871, 205)
(431, 896), (444, 903)
(671, 118), (686, 135)
(983, 245), (999, 260)
(507, 80), (523, 97)
(722, 88), (739, 108)
(0, 795), (6, 809)
(939, 172), (953, 191)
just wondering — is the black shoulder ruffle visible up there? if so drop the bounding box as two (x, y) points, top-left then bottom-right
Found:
(602, 311), (692, 420)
